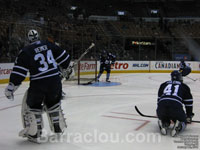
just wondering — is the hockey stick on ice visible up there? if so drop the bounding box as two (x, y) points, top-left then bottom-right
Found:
(135, 106), (157, 118)
(80, 77), (98, 85)
(186, 76), (197, 82)
(135, 106), (200, 123)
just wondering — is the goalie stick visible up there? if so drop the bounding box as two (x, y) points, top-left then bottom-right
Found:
(134, 106), (200, 123)
(62, 43), (95, 80)
(74, 43), (95, 66)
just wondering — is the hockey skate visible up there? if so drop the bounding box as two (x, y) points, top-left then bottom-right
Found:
(158, 120), (170, 135)
(27, 134), (42, 144)
(171, 120), (182, 137)
(106, 79), (111, 82)
(19, 129), (42, 144)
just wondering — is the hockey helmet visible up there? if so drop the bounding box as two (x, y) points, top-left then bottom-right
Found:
(102, 50), (107, 54)
(171, 70), (183, 82)
(101, 50), (107, 56)
(180, 59), (185, 64)
(28, 29), (39, 42)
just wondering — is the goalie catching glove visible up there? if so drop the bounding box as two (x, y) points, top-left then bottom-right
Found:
(5, 82), (19, 100)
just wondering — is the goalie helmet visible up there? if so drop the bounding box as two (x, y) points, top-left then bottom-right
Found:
(171, 70), (183, 82)
(28, 29), (39, 43)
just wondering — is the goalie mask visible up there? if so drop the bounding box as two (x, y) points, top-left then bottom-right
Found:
(28, 29), (39, 43)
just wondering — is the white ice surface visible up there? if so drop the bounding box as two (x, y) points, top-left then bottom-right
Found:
(0, 73), (200, 150)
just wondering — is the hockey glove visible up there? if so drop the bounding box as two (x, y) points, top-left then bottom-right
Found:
(62, 65), (73, 80)
(4, 82), (19, 100)
(186, 113), (195, 124)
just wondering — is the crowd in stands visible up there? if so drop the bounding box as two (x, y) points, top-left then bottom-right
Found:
(1, 0), (200, 62)
(1, 19), (200, 62)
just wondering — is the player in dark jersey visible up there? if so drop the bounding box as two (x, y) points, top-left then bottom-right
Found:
(97, 50), (116, 82)
(4, 29), (71, 143)
(156, 70), (194, 137)
(179, 59), (191, 76)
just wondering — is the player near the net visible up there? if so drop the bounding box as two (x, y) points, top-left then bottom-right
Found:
(97, 49), (116, 82)
(4, 29), (71, 143)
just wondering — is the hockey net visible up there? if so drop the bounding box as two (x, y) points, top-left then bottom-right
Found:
(65, 59), (98, 85)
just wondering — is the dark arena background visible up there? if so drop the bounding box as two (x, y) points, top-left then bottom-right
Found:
(0, 1), (200, 150)
(1, 0), (200, 62)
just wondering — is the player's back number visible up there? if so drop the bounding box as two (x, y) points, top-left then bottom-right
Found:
(34, 50), (57, 72)
(163, 84), (180, 96)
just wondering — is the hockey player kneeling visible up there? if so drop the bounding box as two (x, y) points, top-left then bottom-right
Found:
(156, 70), (194, 137)
(4, 29), (70, 143)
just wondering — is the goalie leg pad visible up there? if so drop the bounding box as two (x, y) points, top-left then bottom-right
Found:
(21, 90), (44, 130)
(46, 102), (67, 133)
(21, 90), (32, 128)
(19, 108), (44, 137)
(20, 91), (44, 138)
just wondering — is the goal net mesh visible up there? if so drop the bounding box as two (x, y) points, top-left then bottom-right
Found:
(65, 59), (97, 85)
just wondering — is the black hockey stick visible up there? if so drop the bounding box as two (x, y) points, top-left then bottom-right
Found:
(135, 106), (200, 123)
(135, 106), (157, 118)
(80, 77), (98, 85)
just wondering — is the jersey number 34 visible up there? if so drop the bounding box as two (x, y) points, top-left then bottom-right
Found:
(34, 50), (57, 72)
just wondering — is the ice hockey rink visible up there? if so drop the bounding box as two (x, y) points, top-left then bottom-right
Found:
(0, 73), (200, 150)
